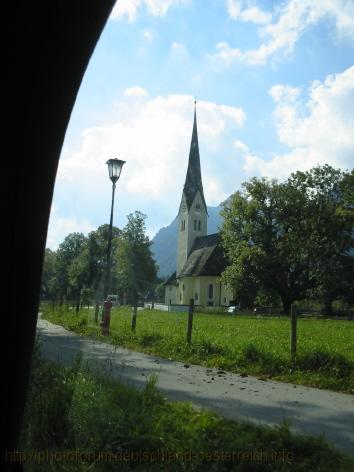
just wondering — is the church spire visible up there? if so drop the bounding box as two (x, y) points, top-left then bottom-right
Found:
(183, 100), (207, 212)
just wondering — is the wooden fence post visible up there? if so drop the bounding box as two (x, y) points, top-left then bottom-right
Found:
(131, 304), (137, 332)
(187, 299), (194, 344)
(94, 302), (100, 324)
(290, 304), (298, 362)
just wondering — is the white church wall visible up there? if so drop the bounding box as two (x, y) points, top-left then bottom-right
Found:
(165, 276), (234, 308)
(164, 284), (178, 305)
(179, 276), (195, 305)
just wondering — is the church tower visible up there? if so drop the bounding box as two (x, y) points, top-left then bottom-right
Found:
(176, 102), (208, 277)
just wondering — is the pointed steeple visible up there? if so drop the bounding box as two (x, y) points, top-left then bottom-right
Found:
(183, 101), (207, 212)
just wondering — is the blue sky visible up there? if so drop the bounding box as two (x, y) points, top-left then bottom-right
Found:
(46, 0), (354, 249)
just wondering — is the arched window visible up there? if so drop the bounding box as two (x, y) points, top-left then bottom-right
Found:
(198, 220), (201, 231)
(208, 284), (213, 299)
(195, 292), (198, 301)
(194, 219), (197, 230)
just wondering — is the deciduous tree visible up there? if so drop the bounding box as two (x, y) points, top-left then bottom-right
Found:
(114, 211), (157, 329)
(220, 165), (353, 314)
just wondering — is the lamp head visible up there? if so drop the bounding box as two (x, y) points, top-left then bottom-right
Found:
(106, 158), (126, 183)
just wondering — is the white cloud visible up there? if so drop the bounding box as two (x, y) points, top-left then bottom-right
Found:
(110, 0), (140, 23)
(110, 0), (188, 23)
(213, 0), (354, 65)
(57, 94), (245, 202)
(170, 41), (186, 52)
(124, 86), (148, 97)
(46, 207), (95, 249)
(234, 139), (249, 153)
(204, 176), (229, 205)
(268, 84), (301, 103)
(213, 42), (243, 66)
(143, 29), (154, 42)
(242, 66), (354, 178)
(227, 0), (272, 24)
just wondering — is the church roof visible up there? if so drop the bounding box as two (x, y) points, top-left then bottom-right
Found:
(181, 104), (207, 212)
(178, 233), (228, 277)
(163, 271), (177, 286)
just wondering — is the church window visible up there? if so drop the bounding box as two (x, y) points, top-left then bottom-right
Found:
(195, 292), (198, 301)
(179, 293), (182, 302)
(208, 284), (213, 299)
(198, 220), (201, 231)
(181, 220), (185, 231)
(194, 219), (197, 230)
(182, 283), (185, 291)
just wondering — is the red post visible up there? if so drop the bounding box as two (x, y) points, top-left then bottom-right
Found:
(101, 299), (112, 336)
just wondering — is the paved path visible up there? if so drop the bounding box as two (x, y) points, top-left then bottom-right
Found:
(36, 316), (354, 456)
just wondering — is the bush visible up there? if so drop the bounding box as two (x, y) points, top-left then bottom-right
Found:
(297, 351), (353, 377)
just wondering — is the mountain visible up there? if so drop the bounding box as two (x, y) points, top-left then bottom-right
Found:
(151, 205), (224, 278)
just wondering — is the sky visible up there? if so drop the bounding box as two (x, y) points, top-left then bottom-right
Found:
(46, 0), (354, 249)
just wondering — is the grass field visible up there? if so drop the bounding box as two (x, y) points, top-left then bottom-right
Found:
(19, 342), (354, 471)
(41, 306), (354, 393)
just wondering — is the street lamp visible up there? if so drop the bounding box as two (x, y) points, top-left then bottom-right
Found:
(103, 158), (125, 303)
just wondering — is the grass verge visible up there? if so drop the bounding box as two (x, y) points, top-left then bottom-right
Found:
(17, 339), (354, 471)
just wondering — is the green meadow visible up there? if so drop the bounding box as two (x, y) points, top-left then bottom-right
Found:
(41, 306), (354, 393)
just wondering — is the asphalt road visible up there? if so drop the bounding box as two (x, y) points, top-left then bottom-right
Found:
(36, 316), (354, 456)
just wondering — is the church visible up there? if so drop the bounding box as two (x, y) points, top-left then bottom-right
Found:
(164, 104), (234, 308)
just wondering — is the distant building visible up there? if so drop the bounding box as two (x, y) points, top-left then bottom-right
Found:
(164, 103), (233, 307)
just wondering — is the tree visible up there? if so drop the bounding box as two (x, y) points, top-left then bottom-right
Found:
(80, 287), (93, 309)
(40, 248), (60, 305)
(55, 233), (87, 306)
(65, 225), (121, 311)
(288, 166), (354, 313)
(220, 165), (353, 314)
(85, 224), (120, 302)
(68, 248), (90, 312)
(114, 211), (158, 330)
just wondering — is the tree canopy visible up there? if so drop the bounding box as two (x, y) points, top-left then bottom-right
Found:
(220, 165), (353, 314)
(114, 211), (158, 305)
(41, 215), (158, 309)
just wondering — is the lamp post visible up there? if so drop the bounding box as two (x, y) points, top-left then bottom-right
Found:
(102, 158), (125, 325)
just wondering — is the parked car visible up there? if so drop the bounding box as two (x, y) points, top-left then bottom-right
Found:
(227, 305), (240, 314)
(253, 306), (272, 314)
